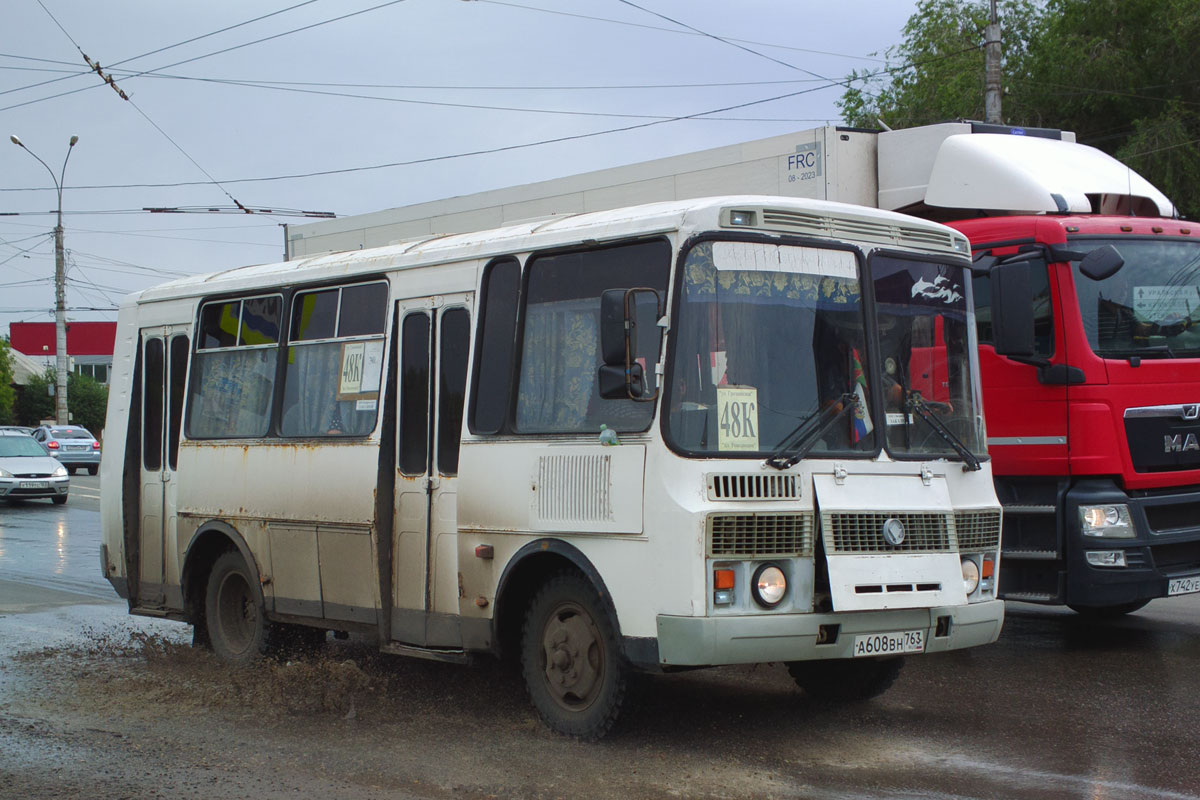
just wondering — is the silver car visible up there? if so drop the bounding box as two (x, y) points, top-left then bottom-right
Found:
(32, 425), (101, 475)
(0, 431), (70, 504)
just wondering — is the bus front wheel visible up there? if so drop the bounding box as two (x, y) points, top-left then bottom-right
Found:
(787, 657), (904, 702)
(205, 550), (275, 664)
(520, 572), (628, 741)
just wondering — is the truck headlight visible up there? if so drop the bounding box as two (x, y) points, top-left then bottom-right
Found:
(961, 557), (980, 595)
(751, 564), (787, 608)
(1079, 504), (1134, 538)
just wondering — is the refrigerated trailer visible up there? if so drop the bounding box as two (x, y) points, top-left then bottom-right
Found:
(288, 121), (1200, 616)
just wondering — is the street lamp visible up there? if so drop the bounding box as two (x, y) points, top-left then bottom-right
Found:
(10, 133), (79, 425)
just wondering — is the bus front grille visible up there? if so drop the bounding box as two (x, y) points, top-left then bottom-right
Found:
(708, 513), (815, 558)
(954, 509), (1002, 552)
(823, 512), (953, 554)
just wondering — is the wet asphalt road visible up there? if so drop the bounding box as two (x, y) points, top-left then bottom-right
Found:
(2, 482), (1200, 799)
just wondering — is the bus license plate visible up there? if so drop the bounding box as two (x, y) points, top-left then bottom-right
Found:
(20, 481), (49, 489)
(1168, 576), (1200, 596)
(853, 630), (925, 657)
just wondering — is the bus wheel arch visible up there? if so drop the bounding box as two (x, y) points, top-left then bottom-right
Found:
(181, 521), (261, 650)
(493, 539), (622, 664)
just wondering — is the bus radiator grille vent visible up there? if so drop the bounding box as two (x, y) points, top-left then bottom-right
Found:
(823, 512), (954, 554)
(954, 509), (1001, 552)
(536, 454), (613, 523)
(707, 473), (800, 501)
(707, 513), (814, 558)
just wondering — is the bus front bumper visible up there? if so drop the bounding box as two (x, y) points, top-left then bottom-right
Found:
(655, 599), (1004, 667)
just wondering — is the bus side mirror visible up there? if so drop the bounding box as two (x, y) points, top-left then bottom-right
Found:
(991, 261), (1035, 357)
(1079, 244), (1124, 281)
(598, 288), (659, 401)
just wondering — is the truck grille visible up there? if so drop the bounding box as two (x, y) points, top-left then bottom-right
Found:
(708, 513), (814, 558)
(954, 509), (1002, 552)
(823, 511), (952, 554)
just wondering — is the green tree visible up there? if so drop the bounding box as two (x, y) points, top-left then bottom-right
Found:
(17, 369), (56, 427)
(13, 368), (107, 434)
(0, 339), (15, 424)
(838, 0), (1045, 129)
(68, 371), (108, 437)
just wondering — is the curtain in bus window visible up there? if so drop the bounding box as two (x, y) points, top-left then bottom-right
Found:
(281, 342), (376, 436)
(517, 298), (597, 431)
(188, 349), (276, 438)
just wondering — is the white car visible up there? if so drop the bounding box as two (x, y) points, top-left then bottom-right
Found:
(0, 430), (70, 504)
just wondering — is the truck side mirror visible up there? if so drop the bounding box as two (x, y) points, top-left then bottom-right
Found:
(598, 287), (660, 401)
(1078, 244), (1124, 281)
(990, 261), (1035, 357)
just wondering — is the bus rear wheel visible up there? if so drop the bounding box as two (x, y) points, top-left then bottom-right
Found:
(205, 550), (275, 664)
(520, 572), (628, 741)
(787, 657), (904, 702)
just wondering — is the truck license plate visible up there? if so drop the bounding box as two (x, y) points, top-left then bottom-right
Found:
(20, 481), (49, 489)
(852, 630), (925, 657)
(1168, 576), (1200, 596)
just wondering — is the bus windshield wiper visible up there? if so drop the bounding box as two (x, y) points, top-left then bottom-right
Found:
(766, 392), (859, 470)
(905, 394), (981, 472)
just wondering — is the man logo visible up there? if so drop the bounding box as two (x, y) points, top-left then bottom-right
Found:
(1165, 433), (1200, 453)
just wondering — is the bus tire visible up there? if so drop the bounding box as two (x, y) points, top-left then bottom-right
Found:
(1067, 600), (1150, 618)
(787, 656), (904, 702)
(520, 572), (628, 741)
(205, 550), (276, 664)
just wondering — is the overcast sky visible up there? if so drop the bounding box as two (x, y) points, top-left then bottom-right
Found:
(1, 0), (919, 340)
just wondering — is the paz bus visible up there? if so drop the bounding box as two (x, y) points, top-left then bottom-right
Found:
(101, 195), (1004, 739)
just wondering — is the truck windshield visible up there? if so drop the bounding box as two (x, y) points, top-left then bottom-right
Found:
(1072, 238), (1200, 359)
(870, 254), (987, 460)
(665, 240), (874, 457)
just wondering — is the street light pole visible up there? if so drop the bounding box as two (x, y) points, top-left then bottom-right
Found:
(10, 134), (79, 425)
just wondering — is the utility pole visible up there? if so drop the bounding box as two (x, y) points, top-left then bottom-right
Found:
(10, 134), (79, 425)
(984, 0), (1003, 123)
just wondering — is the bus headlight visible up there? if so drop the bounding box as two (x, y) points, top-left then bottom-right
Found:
(751, 564), (787, 608)
(1079, 504), (1134, 538)
(961, 558), (980, 595)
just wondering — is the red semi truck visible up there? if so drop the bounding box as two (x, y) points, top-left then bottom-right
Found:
(287, 120), (1200, 615)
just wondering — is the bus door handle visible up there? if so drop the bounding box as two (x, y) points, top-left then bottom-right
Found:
(161, 470), (171, 483)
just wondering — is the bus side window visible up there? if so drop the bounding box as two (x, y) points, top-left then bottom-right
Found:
(281, 281), (387, 437)
(188, 294), (281, 439)
(469, 258), (519, 435)
(399, 313), (431, 475)
(514, 239), (670, 434)
(438, 308), (470, 476)
(972, 260), (1055, 358)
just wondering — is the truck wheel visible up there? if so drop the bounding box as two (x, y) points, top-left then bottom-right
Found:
(787, 657), (904, 702)
(521, 572), (628, 741)
(205, 550), (276, 664)
(1067, 600), (1150, 618)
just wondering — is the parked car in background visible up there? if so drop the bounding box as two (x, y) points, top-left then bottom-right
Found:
(32, 425), (101, 475)
(0, 430), (70, 504)
(0, 426), (36, 436)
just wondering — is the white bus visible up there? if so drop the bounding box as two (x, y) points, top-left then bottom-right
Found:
(101, 195), (1004, 739)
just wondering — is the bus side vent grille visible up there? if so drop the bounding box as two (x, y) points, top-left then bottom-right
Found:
(708, 473), (800, 501)
(536, 454), (613, 523)
(954, 509), (1002, 552)
(759, 209), (957, 254)
(823, 512), (954, 554)
(708, 513), (814, 557)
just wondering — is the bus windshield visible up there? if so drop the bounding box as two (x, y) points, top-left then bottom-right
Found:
(870, 254), (986, 460)
(665, 240), (874, 456)
(1072, 238), (1200, 359)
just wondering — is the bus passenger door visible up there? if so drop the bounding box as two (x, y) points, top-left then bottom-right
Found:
(137, 327), (190, 608)
(391, 300), (471, 646)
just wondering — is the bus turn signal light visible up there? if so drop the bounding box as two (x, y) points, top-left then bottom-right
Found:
(714, 569), (735, 590)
